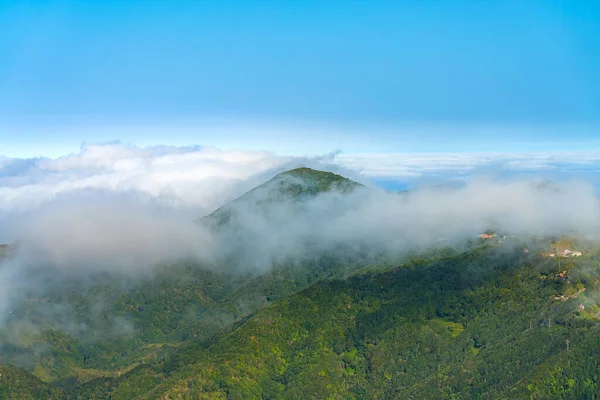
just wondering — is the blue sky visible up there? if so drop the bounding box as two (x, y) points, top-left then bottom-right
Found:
(1, 0), (599, 157)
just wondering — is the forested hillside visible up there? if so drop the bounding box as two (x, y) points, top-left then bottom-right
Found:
(65, 244), (600, 399)
(1, 168), (369, 394)
(0, 365), (63, 399)
(2, 168), (600, 399)
(204, 167), (362, 227)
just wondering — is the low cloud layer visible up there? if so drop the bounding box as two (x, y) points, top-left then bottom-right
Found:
(2, 144), (600, 329)
(0, 144), (293, 216)
(212, 177), (600, 270)
(335, 151), (600, 184)
(3, 144), (600, 217)
(14, 191), (215, 272)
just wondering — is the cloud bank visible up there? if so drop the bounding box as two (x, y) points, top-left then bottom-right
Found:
(0, 144), (293, 216)
(212, 176), (600, 269)
(336, 150), (600, 184)
(2, 143), (600, 328)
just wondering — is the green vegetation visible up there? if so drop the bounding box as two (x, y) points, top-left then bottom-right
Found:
(204, 167), (362, 226)
(63, 245), (600, 399)
(4, 242), (600, 398)
(0, 365), (63, 399)
(231, 167), (361, 202)
(3, 168), (600, 398)
(1, 168), (364, 388)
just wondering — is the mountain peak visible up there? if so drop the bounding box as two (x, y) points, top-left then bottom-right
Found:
(204, 167), (361, 226)
(272, 167), (360, 192)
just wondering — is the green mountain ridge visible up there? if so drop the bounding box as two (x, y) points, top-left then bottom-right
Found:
(203, 167), (362, 227)
(0, 168), (368, 391)
(2, 167), (600, 399)
(46, 245), (600, 399)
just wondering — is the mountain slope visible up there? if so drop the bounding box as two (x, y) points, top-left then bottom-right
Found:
(71, 245), (600, 399)
(204, 167), (362, 227)
(0, 365), (63, 399)
(5, 167), (600, 398)
(0, 168), (367, 387)
(0, 262), (236, 385)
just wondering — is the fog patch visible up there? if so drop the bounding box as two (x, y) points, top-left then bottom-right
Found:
(209, 177), (600, 273)
(1, 148), (600, 351)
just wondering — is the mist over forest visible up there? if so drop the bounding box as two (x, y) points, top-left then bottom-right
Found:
(2, 146), (600, 332)
(2, 149), (600, 399)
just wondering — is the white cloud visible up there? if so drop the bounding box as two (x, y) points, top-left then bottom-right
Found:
(2, 145), (600, 221)
(333, 151), (600, 181)
(0, 144), (296, 215)
(2, 144), (600, 329)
